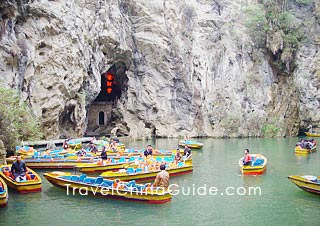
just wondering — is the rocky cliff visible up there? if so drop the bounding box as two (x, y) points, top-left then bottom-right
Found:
(0, 0), (319, 139)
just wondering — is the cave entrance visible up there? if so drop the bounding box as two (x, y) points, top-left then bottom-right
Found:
(87, 62), (128, 136)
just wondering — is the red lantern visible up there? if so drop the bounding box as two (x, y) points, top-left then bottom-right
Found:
(107, 73), (113, 81)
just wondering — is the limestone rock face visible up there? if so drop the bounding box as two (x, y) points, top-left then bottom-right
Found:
(0, 0), (318, 138)
(0, 140), (7, 165)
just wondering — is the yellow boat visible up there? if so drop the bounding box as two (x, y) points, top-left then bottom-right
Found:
(75, 160), (130, 173)
(178, 140), (203, 149)
(0, 177), (8, 208)
(100, 161), (193, 182)
(67, 139), (82, 149)
(76, 155), (192, 174)
(295, 145), (316, 154)
(239, 154), (267, 175)
(0, 165), (42, 193)
(305, 132), (320, 137)
(288, 175), (320, 195)
(44, 171), (172, 204)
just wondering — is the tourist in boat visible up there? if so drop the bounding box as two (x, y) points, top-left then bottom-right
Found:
(101, 146), (108, 160)
(184, 145), (192, 159)
(152, 164), (169, 189)
(144, 145), (153, 157)
(11, 156), (27, 180)
(307, 124), (313, 133)
(242, 149), (252, 166)
(90, 136), (96, 145)
(77, 148), (87, 157)
(184, 134), (189, 141)
(62, 139), (69, 150)
(89, 144), (98, 154)
(109, 140), (117, 152)
(174, 149), (182, 163)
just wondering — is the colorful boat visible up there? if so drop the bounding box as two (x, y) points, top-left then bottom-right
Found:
(20, 159), (92, 169)
(305, 132), (320, 137)
(178, 140), (203, 149)
(76, 155), (192, 174)
(100, 161), (193, 182)
(239, 154), (267, 175)
(295, 145), (317, 154)
(0, 177), (8, 207)
(0, 165), (42, 193)
(44, 171), (172, 204)
(288, 175), (320, 195)
(67, 139), (82, 149)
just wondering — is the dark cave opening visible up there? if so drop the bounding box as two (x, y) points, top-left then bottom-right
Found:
(86, 62), (129, 136)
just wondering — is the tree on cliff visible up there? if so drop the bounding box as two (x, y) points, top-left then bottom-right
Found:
(0, 86), (43, 156)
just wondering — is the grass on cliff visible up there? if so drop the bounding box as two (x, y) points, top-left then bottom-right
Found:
(0, 86), (43, 155)
(244, 0), (309, 74)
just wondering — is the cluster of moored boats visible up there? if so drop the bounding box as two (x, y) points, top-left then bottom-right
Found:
(288, 132), (320, 194)
(0, 138), (203, 205)
(1, 132), (319, 207)
(237, 132), (320, 196)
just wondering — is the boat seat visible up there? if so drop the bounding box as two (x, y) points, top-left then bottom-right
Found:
(126, 168), (135, 174)
(27, 173), (36, 180)
(135, 168), (143, 173)
(118, 158), (126, 163)
(177, 162), (184, 167)
(253, 159), (264, 166)
(70, 175), (79, 181)
(0, 187), (3, 192)
(79, 174), (87, 182)
(126, 180), (136, 188)
(95, 177), (104, 185)
(83, 178), (95, 184)
(129, 157), (135, 162)
(164, 157), (171, 162)
(156, 157), (162, 162)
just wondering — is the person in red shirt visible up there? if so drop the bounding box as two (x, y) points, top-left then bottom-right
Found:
(243, 149), (252, 166)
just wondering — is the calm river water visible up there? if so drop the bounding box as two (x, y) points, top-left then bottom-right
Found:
(1, 137), (320, 226)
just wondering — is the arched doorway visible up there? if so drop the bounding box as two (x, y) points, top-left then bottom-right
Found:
(98, 112), (105, 125)
(87, 61), (129, 136)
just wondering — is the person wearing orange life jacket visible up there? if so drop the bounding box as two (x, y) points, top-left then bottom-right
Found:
(242, 149), (252, 166)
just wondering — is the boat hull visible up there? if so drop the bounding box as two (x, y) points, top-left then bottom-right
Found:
(239, 154), (267, 175)
(288, 175), (320, 195)
(101, 164), (193, 182)
(305, 132), (320, 137)
(294, 146), (316, 154)
(178, 141), (203, 149)
(0, 165), (42, 193)
(76, 163), (129, 173)
(44, 172), (171, 204)
(0, 177), (8, 208)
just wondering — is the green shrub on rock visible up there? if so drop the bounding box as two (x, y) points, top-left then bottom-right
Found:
(0, 86), (43, 156)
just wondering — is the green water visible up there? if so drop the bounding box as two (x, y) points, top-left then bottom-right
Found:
(1, 137), (320, 226)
